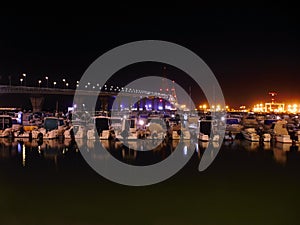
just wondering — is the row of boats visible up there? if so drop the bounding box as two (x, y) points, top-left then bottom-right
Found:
(0, 113), (299, 144)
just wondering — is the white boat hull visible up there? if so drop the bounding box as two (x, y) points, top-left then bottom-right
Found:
(241, 130), (260, 142)
(276, 135), (292, 143)
(199, 133), (209, 142)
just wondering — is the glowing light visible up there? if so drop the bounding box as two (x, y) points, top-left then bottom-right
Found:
(195, 143), (199, 153)
(183, 146), (188, 156)
(138, 119), (145, 126)
(18, 143), (22, 153)
(22, 144), (26, 167)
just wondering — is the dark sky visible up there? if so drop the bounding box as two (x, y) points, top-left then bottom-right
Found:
(0, 7), (299, 108)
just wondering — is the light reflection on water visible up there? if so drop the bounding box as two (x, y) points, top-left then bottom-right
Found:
(0, 138), (299, 169)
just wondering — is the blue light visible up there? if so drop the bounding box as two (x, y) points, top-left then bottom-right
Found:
(18, 143), (22, 153)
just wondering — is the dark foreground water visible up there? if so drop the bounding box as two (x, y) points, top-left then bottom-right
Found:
(1, 138), (300, 225)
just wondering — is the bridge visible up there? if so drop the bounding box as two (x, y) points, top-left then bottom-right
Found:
(0, 85), (176, 112)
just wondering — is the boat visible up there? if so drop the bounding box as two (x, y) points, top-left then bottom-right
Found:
(145, 120), (166, 140)
(242, 114), (258, 128)
(31, 117), (64, 140)
(198, 119), (215, 142)
(273, 120), (292, 143)
(171, 128), (191, 140)
(14, 128), (32, 139)
(199, 132), (209, 142)
(63, 126), (74, 139)
(224, 131), (235, 141)
(0, 115), (13, 138)
(32, 127), (58, 139)
(73, 125), (86, 139)
(262, 133), (271, 142)
(116, 118), (139, 140)
(110, 117), (123, 134)
(241, 128), (260, 142)
(86, 129), (97, 140)
(94, 116), (113, 140)
(225, 117), (243, 135)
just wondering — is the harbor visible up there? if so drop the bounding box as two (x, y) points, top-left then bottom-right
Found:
(1, 125), (300, 225)
(1, 10), (300, 225)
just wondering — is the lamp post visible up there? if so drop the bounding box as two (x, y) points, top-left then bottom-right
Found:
(66, 83), (69, 88)
(20, 78), (23, 86)
(38, 80), (41, 87)
(22, 73), (26, 86)
(45, 76), (49, 88)
(53, 81), (56, 88)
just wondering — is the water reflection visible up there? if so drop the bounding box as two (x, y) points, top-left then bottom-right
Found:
(273, 147), (287, 165)
(0, 138), (79, 169)
(0, 138), (300, 169)
(239, 140), (260, 151)
(271, 142), (299, 165)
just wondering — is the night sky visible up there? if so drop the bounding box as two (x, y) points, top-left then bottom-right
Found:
(0, 7), (299, 108)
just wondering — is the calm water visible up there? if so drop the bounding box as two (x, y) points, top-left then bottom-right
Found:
(1, 138), (300, 225)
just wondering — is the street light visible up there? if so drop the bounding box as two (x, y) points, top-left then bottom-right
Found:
(66, 83), (69, 88)
(20, 78), (23, 86)
(62, 78), (67, 87)
(38, 80), (41, 87)
(53, 81), (57, 88)
(45, 76), (49, 88)
(22, 73), (26, 86)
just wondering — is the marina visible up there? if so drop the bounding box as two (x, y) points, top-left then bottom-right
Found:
(1, 10), (300, 225)
(1, 128), (300, 225)
(1, 108), (300, 143)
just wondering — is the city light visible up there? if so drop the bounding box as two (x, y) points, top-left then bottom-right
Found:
(251, 101), (300, 113)
(45, 76), (49, 88)
(22, 73), (26, 86)
(253, 103), (264, 112)
(198, 104), (229, 112)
